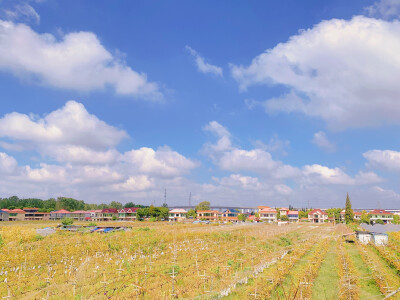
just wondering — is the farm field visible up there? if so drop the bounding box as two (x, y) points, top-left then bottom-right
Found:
(0, 222), (400, 299)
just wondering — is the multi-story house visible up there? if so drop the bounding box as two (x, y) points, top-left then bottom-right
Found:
(259, 207), (277, 223)
(168, 209), (188, 222)
(287, 210), (299, 222)
(308, 209), (328, 223)
(279, 208), (289, 217)
(50, 209), (71, 220)
(340, 209), (362, 222)
(24, 208), (50, 221)
(118, 207), (138, 221)
(70, 210), (91, 221)
(369, 209), (393, 224)
(221, 209), (239, 222)
(92, 208), (119, 222)
(197, 210), (221, 222)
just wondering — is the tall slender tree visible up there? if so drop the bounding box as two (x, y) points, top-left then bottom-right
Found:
(345, 192), (354, 224)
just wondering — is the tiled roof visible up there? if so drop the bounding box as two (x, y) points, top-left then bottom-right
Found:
(288, 211), (298, 215)
(169, 209), (188, 213)
(101, 208), (118, 213)
(280, 207), (289, 211)
(308, 209), (328, 215)
(370, 209), (393, 215)
(52, 209), (71, 214)
(118, 207), (139, 213)
(259, 208), (277, 213)
(9, 208), (26, 214)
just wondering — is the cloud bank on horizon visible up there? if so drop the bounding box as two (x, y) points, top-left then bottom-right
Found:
(0, 0), (400, 208)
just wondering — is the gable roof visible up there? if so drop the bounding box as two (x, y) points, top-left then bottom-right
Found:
(225, 208), (239, 213)
(288, 210), (299, 215)
(118, 207), (139, 213)
(308, 209), (327, 215)
(279, 207), (289, 211)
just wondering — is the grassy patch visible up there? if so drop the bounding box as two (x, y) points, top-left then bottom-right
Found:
(311, 240), (339, 300)
(345, 242), (383, 299)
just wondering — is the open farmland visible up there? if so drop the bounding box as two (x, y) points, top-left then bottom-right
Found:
(1, 222), (400, 299)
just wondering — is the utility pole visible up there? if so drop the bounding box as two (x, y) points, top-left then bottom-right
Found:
(164, 188), (167, 206)
(189, 192), (192, 207)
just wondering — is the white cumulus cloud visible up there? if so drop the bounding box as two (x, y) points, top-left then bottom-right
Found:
(231, 16), (400, 130)
(0, 21), (162, 99)
(363, 149), (400, 172)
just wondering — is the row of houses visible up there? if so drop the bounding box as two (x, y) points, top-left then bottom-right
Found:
(0, 206), (396, 224)
(0, 207), (139, 222)
(170, 207), (397, 224)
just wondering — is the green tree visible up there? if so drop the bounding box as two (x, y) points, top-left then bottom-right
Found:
(110, 201), (123, 209)
(196, 201), (210, 211)
(281, 215), (289, 221)
(61, 218), (74, 226)
(393, 215), (400, 225)
(238, 213), (247, 222)
(124, 202), (135, 208)
(345, 193), (354, 224)
(327, 208), (341, 223)
(187, 209), (197, 218)
(360, 210), (371, 224)
(375, 219), (384, 225)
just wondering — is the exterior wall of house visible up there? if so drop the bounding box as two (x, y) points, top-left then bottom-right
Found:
(0, 211), (9, 221)
(197, 210), (221, 221)
(308, 210), (328, 223)
(260, 213), (277, 223)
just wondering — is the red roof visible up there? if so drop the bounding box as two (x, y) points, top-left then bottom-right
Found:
(370, 209), (393, 215)
(52, 209), (71, 214)
(288, 211), (298, 215)
(1, 208), (10, 212)
(259, 207), (277, 213)
(354, 212), (362, 216)
(280, 207), (289, 211)
(9, 208), (26, 214)
(308, 209), (328, 215)
(101, 208), (118, 213)
(118, 207), (139, 213)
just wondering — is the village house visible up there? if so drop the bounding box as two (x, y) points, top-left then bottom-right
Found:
(23, 208), (50, 221)
(259, 207), (277, 223)
(168, 209), (188, 222)
(92, 208), (118, 222)
(279, 208), (289, 217)
(221, 209), (239, 222)
(70, 210), (91, 221)
(0, 209), (9, 221)
(308, 209), (328, 223)
(9, 208), (26, 221)
(369, 209), (393, 224)
(287, 210), (299, 222)
(50, 209), (71, 220)
(118, 207), (138, 221)
(197, 210), (221, 222)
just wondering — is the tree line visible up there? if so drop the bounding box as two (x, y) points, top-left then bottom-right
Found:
(0, 196), (147, 212)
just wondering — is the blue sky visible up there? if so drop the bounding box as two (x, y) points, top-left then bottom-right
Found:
(0, 0), (400, 208)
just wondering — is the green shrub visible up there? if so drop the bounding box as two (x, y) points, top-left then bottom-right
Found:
(61, 218), (74, 226)
(0, 234), (3, 247)
(88, 222), (97, 226)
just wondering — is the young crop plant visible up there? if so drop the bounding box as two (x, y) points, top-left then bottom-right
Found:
(337, 239), (359, 300)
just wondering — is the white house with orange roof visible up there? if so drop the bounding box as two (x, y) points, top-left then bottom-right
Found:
(259, 207), (277, 223)
(340, 209), (362, 222)
(369, 209), (393, 224)
(308, 209), (328, 223)
(169, 209), (188, 222)
(279, 207), (289, 217)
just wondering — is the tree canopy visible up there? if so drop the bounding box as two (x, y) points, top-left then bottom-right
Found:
(195, 201), (210, 211)
(344, 193), (354, 224)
